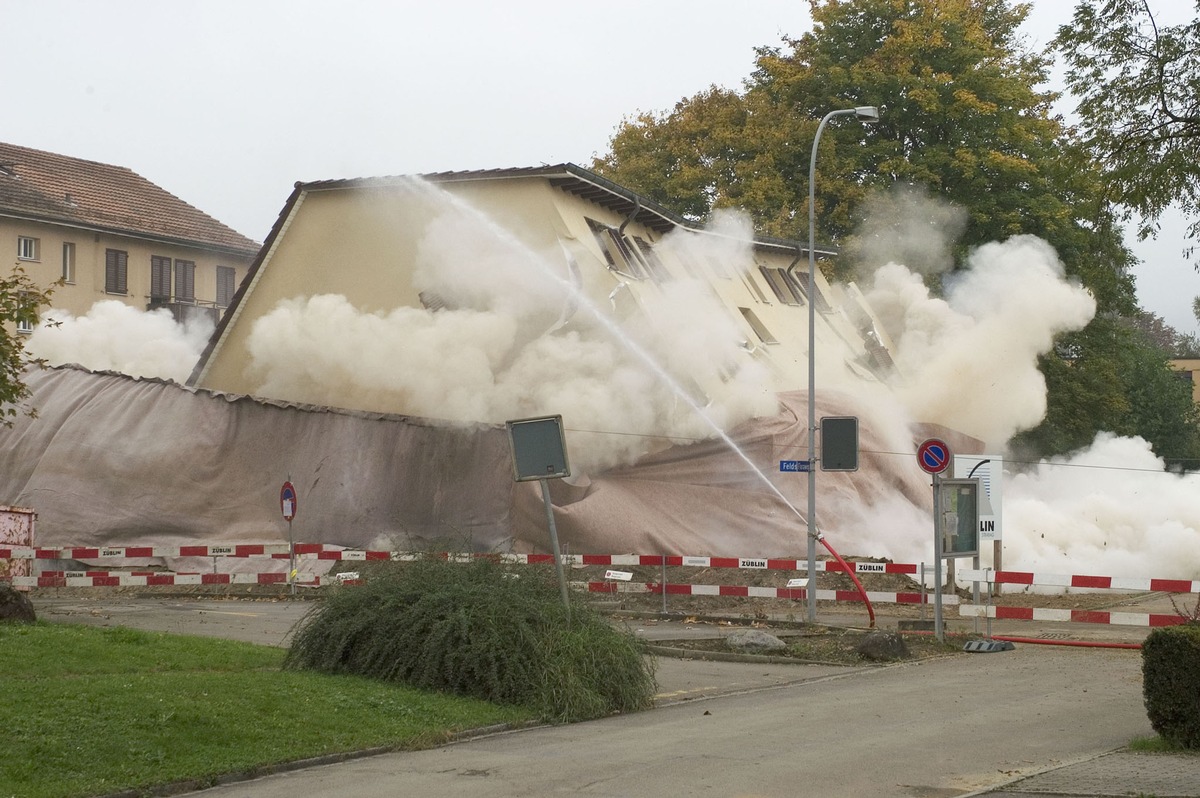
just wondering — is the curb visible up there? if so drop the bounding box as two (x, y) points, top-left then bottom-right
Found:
(644, 643), (857, 667)
(94, 720), (544, 798)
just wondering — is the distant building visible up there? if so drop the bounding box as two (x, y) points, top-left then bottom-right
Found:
(0, 141), (259, 330)
(1170, 358), (1200, 404)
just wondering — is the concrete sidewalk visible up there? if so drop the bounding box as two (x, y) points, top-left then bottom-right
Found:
(966, 750), (1200, 797)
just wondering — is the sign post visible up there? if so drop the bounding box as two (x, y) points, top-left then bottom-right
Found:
(280, 480), (298, 595)
(916, 438), (951, 641)
(506, 416), (572, 608)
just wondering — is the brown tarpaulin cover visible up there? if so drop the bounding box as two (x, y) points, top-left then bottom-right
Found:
(0, 366), (961, 558)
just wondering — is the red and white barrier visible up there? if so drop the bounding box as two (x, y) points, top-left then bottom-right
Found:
(9, 572), (296, 588)
(583, 581), (953, 606)
(960, 603), (1188, 628)
(0, 543), (319, 560)
(0, 544), (918, 575)
(6, 570), (948, 606)
(958, 569), (1200, 595)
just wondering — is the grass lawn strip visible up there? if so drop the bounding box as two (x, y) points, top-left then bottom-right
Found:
(1, 623), (534, 798)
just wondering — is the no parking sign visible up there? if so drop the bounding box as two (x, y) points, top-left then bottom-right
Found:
(280, 481), (297, 522)
(917, 438), (951, 475)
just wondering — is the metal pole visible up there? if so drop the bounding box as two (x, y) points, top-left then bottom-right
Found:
(971, 553), (980, 635)
(661, 555), (668, 615)
(933, 473), (944, 642)
(806, 109), (852, 623)
(288, 518), (295, 596)
(540, 478), (571, 609)
(920, 562), (926, 620)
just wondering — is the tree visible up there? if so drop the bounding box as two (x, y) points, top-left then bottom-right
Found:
(0, 266), (55, 425)
(1125, 309), (1200, 357)
(597, 0), (1136, 313)
(1054, 0), (1200, 266)
(1012, 316), (1200, 467)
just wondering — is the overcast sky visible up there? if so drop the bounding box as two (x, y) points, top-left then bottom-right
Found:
(4, 0), (1195, 333)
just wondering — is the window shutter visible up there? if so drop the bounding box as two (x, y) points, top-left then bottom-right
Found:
(174, 260), (195, 302)
(105, 250), (127, 294)
(216, 266), (236, 306)
(151, 256), (171, 299)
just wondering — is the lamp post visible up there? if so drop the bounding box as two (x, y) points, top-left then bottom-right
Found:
(806, 105), (879, 622)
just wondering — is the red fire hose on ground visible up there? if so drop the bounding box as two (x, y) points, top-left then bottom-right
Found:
(814, 530), (876, 628)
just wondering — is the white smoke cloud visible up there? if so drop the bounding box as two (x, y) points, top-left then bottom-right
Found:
(866, 235), (1096, 449)
(850, 183), (969, 278)
(240, 180), (1197, 583)
(244, 188), (778, 473)
(1005, 433), (1200, 581)
(854, 232), (1200, 582)
(25, 300), (213, 383)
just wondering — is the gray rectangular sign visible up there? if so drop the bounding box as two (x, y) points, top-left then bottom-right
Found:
(506, 415), (570, 482)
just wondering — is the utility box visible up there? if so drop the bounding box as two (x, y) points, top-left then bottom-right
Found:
(938, 478), (979, 557)
(820, 416), (859, 471)
(0, 505), (36, 591)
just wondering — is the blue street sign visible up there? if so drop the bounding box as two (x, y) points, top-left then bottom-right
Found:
(780, 460), (812, 472)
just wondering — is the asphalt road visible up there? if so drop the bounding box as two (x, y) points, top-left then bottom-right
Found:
(173, 646), (1146, 798)
(29, 595), (1168, 797)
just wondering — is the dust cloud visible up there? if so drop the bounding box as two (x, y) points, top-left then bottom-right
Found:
(22, 177), (1199, 582)
(852, 191), (1198, 582)
(1004, 434), (1200, 581)
(24, 300), (213, 384)
(864, 235), (1096, 451)
(244, 186), (778, 473)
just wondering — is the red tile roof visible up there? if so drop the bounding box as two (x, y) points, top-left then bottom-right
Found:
(0, 142), (259, 255)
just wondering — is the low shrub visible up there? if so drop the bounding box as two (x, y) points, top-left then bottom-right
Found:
(1142, 623), (1200, 748)
(285, 556), (656, 723)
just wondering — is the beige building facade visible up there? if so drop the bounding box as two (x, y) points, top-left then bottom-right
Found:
(1170, 358), (1200, 404)
(1, 142), (259, 331)
(191, 164), (897, 409)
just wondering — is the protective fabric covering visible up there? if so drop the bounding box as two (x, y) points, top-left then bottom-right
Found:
(0, 366), (514, 554)
(0, 366), (969, 559)
(513, 392), (960, 557)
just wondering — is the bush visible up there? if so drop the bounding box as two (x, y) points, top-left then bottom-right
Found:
(285, 557), (656, 723)
(1142, 623), (1200, 748)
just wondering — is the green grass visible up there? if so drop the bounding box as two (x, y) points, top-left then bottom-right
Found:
(0, 622), (535, 798)
(1128, 735), (1200, 754)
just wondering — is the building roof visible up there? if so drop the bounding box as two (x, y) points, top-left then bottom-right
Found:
(300, 163), (830, 257)
(0, 141), (259, 255)
(189, 162), (837, 385)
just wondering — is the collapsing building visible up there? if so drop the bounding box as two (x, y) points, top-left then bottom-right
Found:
(3, 164), (961, 558)
(185, 164), (953, 556)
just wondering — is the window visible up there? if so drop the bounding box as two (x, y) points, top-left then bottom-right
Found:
(633, 237), (671, 283)
(150, 255), (172, 299)
(586, 218), (648, 279)
(105, 249), (128, 294)
(785, 267), (831, 312)
(741, 271), (771, 304)
(739, 307), (777, 344)
(758, 266), (803, 305)
(15, 292), (35, 334)
(174, 259), (195, 303)
(216, 265), (236, 307)
(17, 236), (39, 261)
(61, 242), (75, 283)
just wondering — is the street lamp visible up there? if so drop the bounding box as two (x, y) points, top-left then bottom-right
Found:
(806, 105), (879, 622)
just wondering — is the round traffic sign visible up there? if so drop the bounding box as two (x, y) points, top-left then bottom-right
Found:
(916, 438), (952, 475)
(280, 481), (298, 521)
